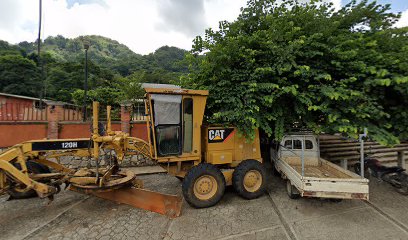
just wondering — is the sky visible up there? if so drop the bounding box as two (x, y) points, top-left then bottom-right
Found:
(0, 0), (407, 55)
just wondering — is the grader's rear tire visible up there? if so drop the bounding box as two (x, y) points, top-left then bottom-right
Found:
(233, 160), (266, 200)
(182, 163), (225, 208)
(8, 161), (51, 199)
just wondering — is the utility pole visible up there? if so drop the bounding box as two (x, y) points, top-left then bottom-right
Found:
(37, 0), (42, 59)
(83, 41), (90, 121)
(359, 128), (368, 178)
(38, 0), (44, 108)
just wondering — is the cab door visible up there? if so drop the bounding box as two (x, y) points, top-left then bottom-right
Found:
(150, 94), (182, 156)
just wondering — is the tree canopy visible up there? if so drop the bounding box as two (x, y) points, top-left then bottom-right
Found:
(0, 54), (39, 96)
(184, 0), (408, 144)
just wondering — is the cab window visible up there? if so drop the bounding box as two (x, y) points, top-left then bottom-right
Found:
(293, 140), (302, 149)
(183, 98), (193, 152)
(305, 140), (313, 149)
(284, 138), (313, 150)
(284, 140), (292, 149)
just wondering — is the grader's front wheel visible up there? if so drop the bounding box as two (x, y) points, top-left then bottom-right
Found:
(233, 160), (266, 200)
(182, 163), (225, 208)
(8, 161), (51, 199)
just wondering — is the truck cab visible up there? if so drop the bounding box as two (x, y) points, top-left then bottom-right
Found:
(274, 135), (320, 167)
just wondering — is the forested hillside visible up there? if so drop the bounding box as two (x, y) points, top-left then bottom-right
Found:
(0, 35), (187, 104)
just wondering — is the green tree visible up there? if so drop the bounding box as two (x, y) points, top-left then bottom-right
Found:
(0, 40), (24, 56)
(0, 55), (39, 96)
(146, 46), (188, 72)
(184, 0), (408, 144)
(72, 87), (122, 107)
(115, 71), (145, 103)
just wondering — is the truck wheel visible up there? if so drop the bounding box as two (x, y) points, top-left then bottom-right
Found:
(233, 160), (266, 199)
(182, 163), (226, 208)
(286, 180), (300, 199)
(396, 174), (408, 195)
(353, 163), (370, 178)
(8, 161), (51, 199)
(397, 185), (408, 195)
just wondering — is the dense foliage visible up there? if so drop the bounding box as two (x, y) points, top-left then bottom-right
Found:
(184, 0), (408, 144)
(0, 54), (39, 96)
(0, 35), (188, 104)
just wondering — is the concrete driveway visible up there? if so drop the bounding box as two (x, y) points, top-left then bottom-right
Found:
(1, 169), (407, 240)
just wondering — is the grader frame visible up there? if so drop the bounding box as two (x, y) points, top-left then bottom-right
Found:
(0, 102), (181, 218)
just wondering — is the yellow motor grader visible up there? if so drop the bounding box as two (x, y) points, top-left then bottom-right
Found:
(0, 87), (267, 217)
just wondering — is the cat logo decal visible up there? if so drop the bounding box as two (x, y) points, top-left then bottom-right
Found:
(208, 128), (234, 143)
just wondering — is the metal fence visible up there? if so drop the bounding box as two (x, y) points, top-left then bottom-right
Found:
(132, 102), (146, 121)
(93, 104), (121, 122)
(0, 102), (147, 122)
(0, 103), (47, 121)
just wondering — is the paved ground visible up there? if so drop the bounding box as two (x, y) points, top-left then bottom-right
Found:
(1, 167), (407, 240)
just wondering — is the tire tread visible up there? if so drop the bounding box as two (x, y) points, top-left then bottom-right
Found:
(182, 163), (226, 208)
(232, 160), (267, 200)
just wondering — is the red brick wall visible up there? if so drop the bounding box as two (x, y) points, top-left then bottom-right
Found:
(131, 123), (148, 141)
(59, 122), (149, 141)
(0, 96), (34, 106)
(0, 122), (148, 148)
(121, 105), (131, 133)
(112, 123), (121, 131)
(0, 97), (149, 147)
(0, 96), (41, 121)
(47, 105), (64, 139)
(59, 123), (92, 139)
(0, 123), (47, 147)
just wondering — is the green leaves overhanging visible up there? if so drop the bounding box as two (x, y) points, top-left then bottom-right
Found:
(183, 0), (408, 145)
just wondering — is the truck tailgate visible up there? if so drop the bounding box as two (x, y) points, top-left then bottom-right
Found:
(302, 177), (369, 200)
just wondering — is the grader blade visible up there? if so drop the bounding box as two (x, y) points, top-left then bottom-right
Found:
(91, 188), (182, 218)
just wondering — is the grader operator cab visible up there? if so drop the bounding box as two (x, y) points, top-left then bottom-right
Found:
(0, 87), (267, 217)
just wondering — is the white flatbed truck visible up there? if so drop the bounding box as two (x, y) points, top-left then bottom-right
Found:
(270, 134), (369, 200)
